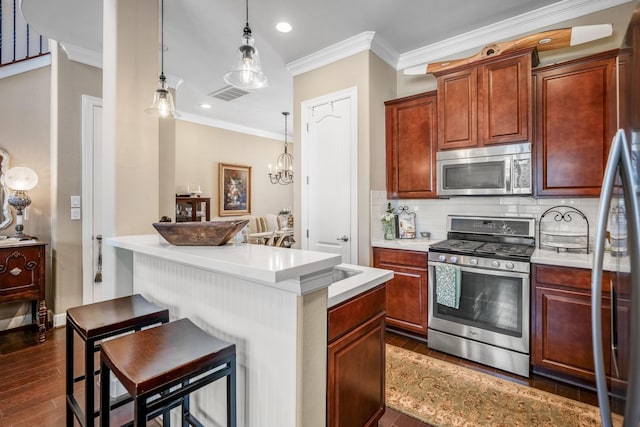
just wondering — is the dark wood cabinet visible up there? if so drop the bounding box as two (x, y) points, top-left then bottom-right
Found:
(327, 284), (386, 427)
(435, 48), (534, 150)
(531, 264), (629, 389)
(533, 51), (617, 197)
(176, 197), (210, 222)
(0, 241), (47, 342)
(372, 247), (428, 339)
(384, 91), (437, 199)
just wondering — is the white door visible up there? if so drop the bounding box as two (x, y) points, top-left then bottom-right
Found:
(81, 95), (104, 303)
(301, 87), (358, 264)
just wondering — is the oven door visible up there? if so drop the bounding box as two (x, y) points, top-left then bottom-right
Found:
(428, 261), (530, 354)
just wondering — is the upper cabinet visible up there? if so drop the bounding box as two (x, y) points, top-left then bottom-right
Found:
(533, 51), (617, 197)
(384, 91), (438, 199)
(435, 48), (536, 150)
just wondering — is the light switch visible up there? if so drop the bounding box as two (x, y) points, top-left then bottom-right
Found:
(71, 208), (81, 220)
(70, 195), (81, 207)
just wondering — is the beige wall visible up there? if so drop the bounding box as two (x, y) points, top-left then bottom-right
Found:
(52, 44), (102, 313)
(174, 120), (294, 217)
(0, 66), (51, 321)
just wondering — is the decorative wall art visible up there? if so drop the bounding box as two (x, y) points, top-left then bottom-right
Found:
(219, 163), (251, 216)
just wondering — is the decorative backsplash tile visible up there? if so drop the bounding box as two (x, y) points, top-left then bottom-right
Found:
(370, 190), (600, 245)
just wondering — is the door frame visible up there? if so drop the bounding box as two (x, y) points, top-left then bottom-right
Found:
(81, 95), (102, 304)
(300, 86), (358, 263)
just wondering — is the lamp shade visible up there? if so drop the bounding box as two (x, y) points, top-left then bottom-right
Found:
(5, 166), (38, 191)
(223, 33), (269, 89)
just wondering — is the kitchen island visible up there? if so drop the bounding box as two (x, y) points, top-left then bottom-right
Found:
(106, 234), (391, 427)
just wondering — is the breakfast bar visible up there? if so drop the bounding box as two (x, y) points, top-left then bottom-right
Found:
(106, 234), (391, 427)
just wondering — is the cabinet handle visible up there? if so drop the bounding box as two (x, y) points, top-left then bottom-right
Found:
(94, 234), (103, 283)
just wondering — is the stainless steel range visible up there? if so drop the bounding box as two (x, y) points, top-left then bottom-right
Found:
(427, 215), (535, 377)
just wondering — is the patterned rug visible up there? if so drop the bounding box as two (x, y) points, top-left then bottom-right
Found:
(386, 344), (623, 427)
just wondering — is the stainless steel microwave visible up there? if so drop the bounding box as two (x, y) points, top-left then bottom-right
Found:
(436, 142), (532, 196)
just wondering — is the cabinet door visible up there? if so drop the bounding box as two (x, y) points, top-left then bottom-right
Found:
(327, 313), (385, 427)
(437, 68), (478, 150)
(534, 54), (616, 197)
(479, 52), (530, 145)
(384, 92), (437, 199)
(531, 264), (612, 383)
(372, 248), (428, 337)
(0, 246), (44, 302)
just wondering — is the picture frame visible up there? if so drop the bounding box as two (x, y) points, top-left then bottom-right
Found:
(219, 163), (251, 216)
(398, 209), (416, 239)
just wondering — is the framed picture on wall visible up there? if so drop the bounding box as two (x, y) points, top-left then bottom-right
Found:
(219, 163), (251, 216)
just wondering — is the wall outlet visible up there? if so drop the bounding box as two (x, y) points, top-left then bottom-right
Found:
(70, 195), (81, 207)
(71, 208), (81, 220)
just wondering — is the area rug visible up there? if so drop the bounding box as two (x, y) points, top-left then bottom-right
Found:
(386, 344), (623, 427)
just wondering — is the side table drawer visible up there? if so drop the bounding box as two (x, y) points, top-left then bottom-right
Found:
(0, 246), (43, 299)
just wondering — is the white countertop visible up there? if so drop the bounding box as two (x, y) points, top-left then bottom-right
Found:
(531, 247), (630, 273)
(107, 234), (342, 286)
(371, 238), (438, 252)
(328, 264), (394, 308)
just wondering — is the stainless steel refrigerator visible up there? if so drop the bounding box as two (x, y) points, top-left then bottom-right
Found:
(592, 2), (640, 425)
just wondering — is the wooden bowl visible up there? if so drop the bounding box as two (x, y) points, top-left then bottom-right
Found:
(152, 220), (249, 246)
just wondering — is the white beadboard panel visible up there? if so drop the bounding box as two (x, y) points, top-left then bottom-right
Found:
(133, 253), (304, 427)
(370, 190), (601, 247)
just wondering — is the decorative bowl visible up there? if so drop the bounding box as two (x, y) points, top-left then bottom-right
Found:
(152, 220), (249, 246)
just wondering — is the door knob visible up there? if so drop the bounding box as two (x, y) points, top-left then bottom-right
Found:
(336, 235), (349, 242)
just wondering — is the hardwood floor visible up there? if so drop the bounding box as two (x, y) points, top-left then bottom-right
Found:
(0, 327), (604, 427)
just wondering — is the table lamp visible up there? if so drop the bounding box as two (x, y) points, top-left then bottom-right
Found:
(5, 166), (38, 240)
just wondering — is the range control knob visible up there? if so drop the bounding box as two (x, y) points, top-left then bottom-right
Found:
(470, 258), (478, 265)
(506, 262), (515, 270)
(450, 256), (458, 264)
(491, 260), (501, 268)
(438, 255), (446, 262)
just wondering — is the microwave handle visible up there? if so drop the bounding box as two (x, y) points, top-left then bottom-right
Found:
(505, 157), (512, 192)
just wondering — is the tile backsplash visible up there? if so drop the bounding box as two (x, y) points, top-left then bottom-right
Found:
(370, 190), (601, 246)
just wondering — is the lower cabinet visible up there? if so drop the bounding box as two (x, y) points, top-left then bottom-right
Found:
(531, 264), (629, 389)
(372, 247), (428, 339)
(327, 284), (386, 427)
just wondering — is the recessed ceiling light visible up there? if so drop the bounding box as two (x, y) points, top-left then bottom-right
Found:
(200, 103), (212, 109)
(276, 22), (292, 33)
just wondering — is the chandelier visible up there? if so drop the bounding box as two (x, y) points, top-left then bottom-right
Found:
(269, 112), (293, 185)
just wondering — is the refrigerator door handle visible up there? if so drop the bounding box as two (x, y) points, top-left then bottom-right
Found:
(610, 279), (620, 379)
(593, 129), (640, 426)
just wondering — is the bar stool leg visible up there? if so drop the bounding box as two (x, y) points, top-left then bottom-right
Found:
(228, 358), (237, 427)
(86, 338), (97, 427)
(99, 360), (110, 427)
(134, 395), (147, 427)
(65, 323), (74, 427)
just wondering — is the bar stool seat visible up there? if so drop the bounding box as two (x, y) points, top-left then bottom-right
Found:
(66, 294), (170, 427)
(99, 318), (236, 427)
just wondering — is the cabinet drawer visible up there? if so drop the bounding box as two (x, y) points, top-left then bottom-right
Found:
(533, 264), (613, 292)
(328, 285), (385, 343)
(373, 248), (427, 268)
(0, 247), (43, 293)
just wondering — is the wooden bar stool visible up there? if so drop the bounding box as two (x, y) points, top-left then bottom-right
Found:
(99, 318), (237, 427)
(66, 294), (170, 427)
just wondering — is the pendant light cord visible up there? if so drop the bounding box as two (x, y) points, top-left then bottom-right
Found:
(160, 0), (165, 76)
(245, 0), (249, 27)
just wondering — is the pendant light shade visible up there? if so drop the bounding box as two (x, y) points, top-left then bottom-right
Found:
(146, 0), (178, 118)
(223, 0), (268, 89)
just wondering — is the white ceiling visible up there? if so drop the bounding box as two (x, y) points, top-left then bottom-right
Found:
(20, 0), (633, 139)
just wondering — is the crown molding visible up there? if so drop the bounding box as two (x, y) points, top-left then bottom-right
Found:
(287, 31), (376, 76)
(177, 112), (287, 142)
(60, 42), (103, 69)
(396, 0), (633, 70)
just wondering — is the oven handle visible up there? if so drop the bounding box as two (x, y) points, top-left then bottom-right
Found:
(428, 261), (530, 280)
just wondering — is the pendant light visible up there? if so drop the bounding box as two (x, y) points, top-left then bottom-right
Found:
(223, 0), (268, 90)
(268, 112), (293, 185)
(145, 0), (178, 118)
